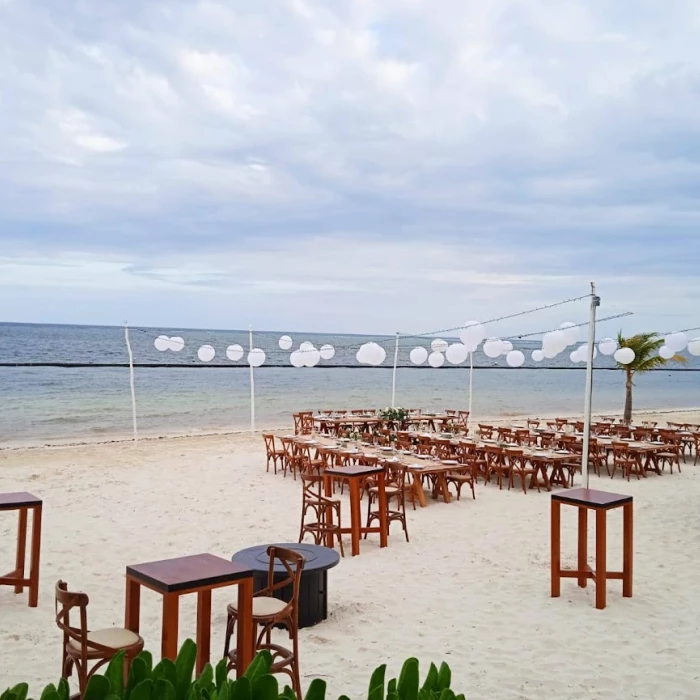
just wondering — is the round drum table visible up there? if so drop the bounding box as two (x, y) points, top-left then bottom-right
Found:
(231, 543), (340, 629)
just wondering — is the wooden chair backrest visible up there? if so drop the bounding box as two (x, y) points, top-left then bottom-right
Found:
(262, 547), (304, 620)
(293, 414), (303, 435)
(262, 433), (277, 455)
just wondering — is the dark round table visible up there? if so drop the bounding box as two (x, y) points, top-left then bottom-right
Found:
(231, 543), (340, 629)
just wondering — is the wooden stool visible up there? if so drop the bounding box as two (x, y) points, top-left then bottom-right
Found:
(0, 492), (42, 607)
(551, 488), (633, 610)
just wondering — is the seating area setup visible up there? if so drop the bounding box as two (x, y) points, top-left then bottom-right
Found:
(261, 410), (700, 560)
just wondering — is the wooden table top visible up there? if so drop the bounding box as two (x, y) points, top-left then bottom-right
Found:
(233, 543), (340, 573)
(325, 465), (384, 477)
(126, 553), (254, 593)
(0, 492), (42, 509)
(552, 488), (632, 509)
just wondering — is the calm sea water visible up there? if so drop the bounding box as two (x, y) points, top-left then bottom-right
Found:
(1, 323), (698, 445)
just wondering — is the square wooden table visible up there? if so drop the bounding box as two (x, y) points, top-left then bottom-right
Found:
(323, 465), (388, 556)
(0, 492), (42, 607)
(551, 488), (633, 610)
(125, 553), (255, 675)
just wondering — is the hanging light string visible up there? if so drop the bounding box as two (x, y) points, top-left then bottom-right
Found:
(503, 312), (633, 342)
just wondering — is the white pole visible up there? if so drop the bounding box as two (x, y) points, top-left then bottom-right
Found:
(581, 282), (600, 489)
(124, 322), (138, 442)
(249, 326), (255, 434)
(391, 332), (399, 407)
(468, 351), (474, 433)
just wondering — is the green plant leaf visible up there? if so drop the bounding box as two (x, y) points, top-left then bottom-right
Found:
(436, 664), (451, 692)
(438, 689), (455, 700)
(195, 665), (214, 692)
(40, 692), (59, 700)
(251, 675), (278, 700)
(39, 685), (57, 700)
(105, 651), (126, 699)
(367, 665), (386, 700)
(397, 659), (419, 700)
(303, 679), (326, 700)
(215, 660), (228, 693)
(387, 680), (397, 697)
(229, 677), (251, 700)
(57, 679), (70, 700)
(153, 680), (176, 700)
(127, 657), (151, 700)
(140, 652), (154, 677)
(84, 675), (111, 700)
(175, 640), (197, 700)
(421, 664), (438, 693)
(243, 652), (272, 682)
(8, 685), (28, 700)
(2, 692), (17, 700)
(130, 680), (154, 700)
(279, 686), (296, 700)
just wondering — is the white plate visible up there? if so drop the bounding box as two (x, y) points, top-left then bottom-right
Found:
(379, 447), (393, 452)
(441, 460), (459, 465)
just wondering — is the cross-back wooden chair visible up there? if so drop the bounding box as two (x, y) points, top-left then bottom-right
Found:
(446, 446), (476, 500)
(526, 419), (540, 429)
(555, 418), (569, 431)
(366, 461), (409, 541)
(292, 413), (303, 435)
(55, 581), (144, 696)
(298, 474), (344, 555)
(280, 438), (302, 479)
(433, 438), (456, 461)
(263, 434), (285, 474)
(513, 428), (536, 446)
(657, 430), (682, 473)
(224, 547), (305, 699)
(455, 411), (470, 435)
(540, 431), (557, 449)
(478, 424), (495, 440)
(506, 449), (537, 493)
(610, 442), (641, 480)
(484, 446), (509, 488)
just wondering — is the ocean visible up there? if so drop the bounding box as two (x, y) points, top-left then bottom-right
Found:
(1, 322), (698, 446)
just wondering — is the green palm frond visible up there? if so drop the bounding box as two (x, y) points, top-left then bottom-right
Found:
(616, 331), (687, 375)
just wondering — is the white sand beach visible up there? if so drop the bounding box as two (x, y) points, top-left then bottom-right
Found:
(2, 411), (700, 699)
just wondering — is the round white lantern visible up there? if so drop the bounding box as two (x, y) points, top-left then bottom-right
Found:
(575, 344), (597, 361)
(302, 348), (321, 367)
(665, 332), (688, 353)
(688, 338), (700, 356)
(532, 349), (544, 362)
(226, 344), (244, 361)
(506, 350), (525, 368)
(409, 346), (428, 365)
(559, 322), (580, 346)
(428, 351), (445, 368)
(278, 335), (293, 350)
(543, 330), (567, 355)
(483, 338), (503, 358)
(598, 338), (617, 356)
(299, 341), (315, 352)
(543, 346), (560, 359)
(319, 344), (335, 360)
(445, 343), (469, 365)
(154, 335), (170, 352)
(658, 345), (674, 360)
(290, 350), (304, 367)
(431, 338), (449, 353)
(570, 350), (581, 363)
(500, 340), (514, 355)
(168, 337), (185, 352)
(357, 342), (385, 366)
(459, 321), (485, 350)
(248, 348), (266, 367)
(197, 345), (216, 362)
(614, 347), (635, 365)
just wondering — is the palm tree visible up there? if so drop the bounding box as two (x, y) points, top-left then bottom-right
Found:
(616, 332), (686, 423)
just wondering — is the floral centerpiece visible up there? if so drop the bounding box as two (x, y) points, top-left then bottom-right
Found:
(379, 406), (410, 422)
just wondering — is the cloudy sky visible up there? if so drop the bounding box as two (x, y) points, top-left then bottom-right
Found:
(1, 0), (699, 336)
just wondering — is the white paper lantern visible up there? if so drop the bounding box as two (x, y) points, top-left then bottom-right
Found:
(197, 345), (216, 362)
(357, 342), (385, 366)
(226, 344), (244, 361)
(302, 348), (321, 367)
(543, 346), (560, 359)
(428, 351), (445, 368)
(688, 338), (700, 356)
(569, 350), (581, 363)
(665, 332), (688, 353)
(431, 338), (449, 353)
(459, 321), (485, 350)
(598, 338), (617, 356)
(574, 344), (597, 361)
(154, 335), (170, 352)
(559, 322), (580, 346)
(319, 344), (335, 360)
(278, 335), (293, 350)
(483, 338), (503, 358)
(501, 340), (514, 355)
(299, 341), (315, 352)
(168, 336), (185, 352)
(409, 346), (428, 365)
(658, 345), (674, 360)
(543, 330), (567, 355)
(290, 350), (304, 367)
(506, 350), (525, 368)
(445, 343), (469, 364)
(614, 347), (635, 365)
(248, 348), (266, 367)
(531, 349), (544, 362)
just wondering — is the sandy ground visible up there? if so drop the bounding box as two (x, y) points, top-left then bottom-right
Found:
(2, 411), (700, 699)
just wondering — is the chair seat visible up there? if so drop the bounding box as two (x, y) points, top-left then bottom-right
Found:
(67, 627), (140, 652)
(447, 473), (473, 482)
(368, 486), (400, 495)
(230, 596), (288, 617)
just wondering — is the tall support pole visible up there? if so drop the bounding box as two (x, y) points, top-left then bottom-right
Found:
(124, 322), (138, 442)
(249, 326), (255, 434)
(391, 332), (399, 407)
(468, 351), (474, 433)
(581, 282), (600, 488)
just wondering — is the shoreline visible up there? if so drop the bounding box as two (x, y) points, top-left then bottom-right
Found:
(3, 405), (699, 452)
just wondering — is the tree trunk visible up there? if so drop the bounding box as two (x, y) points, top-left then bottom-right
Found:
(623, 372), (633, 424)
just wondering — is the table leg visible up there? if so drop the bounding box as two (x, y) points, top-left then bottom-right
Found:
(437, 474), (452, 503)
(595, 509), (607, 610)
(15, 508), (27, 594)
(161, 593), (180, 660)
(323, 475), (334, 548)
(28, 505), (42, 607)
(125, 577), (141, 632)
(236, 577), (255, 677)
(195, 589), (212, 675)
(348, 478), (362, 556)
(376, 472), (388, 548)
(412, 474), (427, 508)
(551, 500), (561, 597)
(623, 502), (633, 598)
(577, 507), (588, 588)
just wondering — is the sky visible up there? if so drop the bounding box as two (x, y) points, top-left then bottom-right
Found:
(1, 0), (699, 337)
